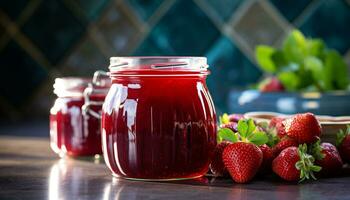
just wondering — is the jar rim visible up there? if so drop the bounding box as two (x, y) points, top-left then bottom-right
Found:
(109, 56), (209, 76)
(53, 77), (91, 97)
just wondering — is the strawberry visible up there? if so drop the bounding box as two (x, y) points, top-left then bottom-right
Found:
(218, 119), (269, 183)
(259, 144), (274, 173)
(256, 121), (279, 147)
(311, 141), (343, 176)
(259, 76), (284, 92)
(272, 144), (321, 182)
(220, 113), (245, 124)
(220, 122), (238, 132)
(269, 117), (287, 138)
(273, 138), (298, 156)
(209, 141), (231, 177)
(283, 113), (321, 144)
(223, 142), (263, 183)
(336, 125), (350, 163)
(227, 114), (244, 122)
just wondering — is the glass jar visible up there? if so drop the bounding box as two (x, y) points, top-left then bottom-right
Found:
(102, 57), (217, 180)
(50, 72), (110, 157)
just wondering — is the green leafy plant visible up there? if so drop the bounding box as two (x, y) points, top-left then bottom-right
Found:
(255, 29), (350, 92)
(218, 119), (268, 145)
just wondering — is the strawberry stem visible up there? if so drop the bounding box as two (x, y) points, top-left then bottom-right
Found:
(295, 144), (322, 183)
(336, 125), (350, 147)
(310, 139), (325, 160)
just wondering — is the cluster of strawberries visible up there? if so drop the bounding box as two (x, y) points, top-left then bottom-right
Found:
(210, 112), (350, 183)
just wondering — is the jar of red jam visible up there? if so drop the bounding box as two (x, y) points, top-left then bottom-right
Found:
(102, 57), (217, 180)
(50, 72), (110, 157)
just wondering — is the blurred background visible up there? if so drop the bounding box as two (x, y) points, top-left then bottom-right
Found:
(0, 0), (350, 125)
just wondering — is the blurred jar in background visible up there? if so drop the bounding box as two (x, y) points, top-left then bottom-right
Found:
(50, 72), (110, 157)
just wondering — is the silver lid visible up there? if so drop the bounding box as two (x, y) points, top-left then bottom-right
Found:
(109, 57), (208, 74)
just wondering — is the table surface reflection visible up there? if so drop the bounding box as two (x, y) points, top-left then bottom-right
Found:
(1, 136), (350, 200)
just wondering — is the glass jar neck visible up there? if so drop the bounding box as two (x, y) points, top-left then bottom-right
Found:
(53, 77), (90, 98)
(109, 57), (209, 78)
(53, 73), (111, 98)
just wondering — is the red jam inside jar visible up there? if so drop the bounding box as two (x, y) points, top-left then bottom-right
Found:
(102, 57), (217, 180)
(50, 74), (110, 157)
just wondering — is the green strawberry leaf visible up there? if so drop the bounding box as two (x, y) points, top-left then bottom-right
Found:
(257, 121), (269, 129)
(255, 45), (277, 73)
(218, 128), (238, 143)
(237, 119), (249, 138)
(247, 119), (256, 136)
(310, 139), (325, 160)
(266, 128), (279, 147)
(336, 125), (350, 146)
(296, 144), (321, 183)
(310, 165), (322, 172)
(219, 113), (230, 125)
(336, 130), (345, 147)
(248, 131), (269, 145)
(237, 118), (256, 138)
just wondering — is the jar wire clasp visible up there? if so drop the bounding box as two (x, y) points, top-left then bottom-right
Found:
(82, 70), (109, 119)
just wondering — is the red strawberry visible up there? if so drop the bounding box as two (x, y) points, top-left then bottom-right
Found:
(227, 114), (244, 122)
(269, 117), (287, 138)
(283, 113), (321, 144)
(220, 122), (238, 132)
(312, 142), (343, 176)
(272, 145), (321, 182)
(336, 125), (350, 163)
(209, 141), (231, 177)
(259, 144), (274, 173)
(222, 142), (263, 183)
(273, 138), (298, 156)
(259, 77), (284, 92)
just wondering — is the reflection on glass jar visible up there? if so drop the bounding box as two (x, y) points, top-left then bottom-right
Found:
(102, 57), (217, 180)
(50, 74), (110, 157)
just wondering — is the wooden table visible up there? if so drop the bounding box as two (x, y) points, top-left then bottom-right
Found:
(1, 135), (350, 200)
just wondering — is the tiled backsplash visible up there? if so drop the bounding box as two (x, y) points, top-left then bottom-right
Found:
(0, 0), (350, 120)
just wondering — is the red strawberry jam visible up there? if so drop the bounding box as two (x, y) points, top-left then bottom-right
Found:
(50, 76), (110, 157)
(101, 57), (217, 180)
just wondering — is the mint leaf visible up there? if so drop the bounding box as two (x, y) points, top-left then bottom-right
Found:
(307, 39), (325, 57)
(255, 45), (277, 73)
(304, 56), (328, 90)
(254, 29), (350, 92)
(237, 119), (249, 138)
(283, 30), (307, 63)
(248, 131), (268, 145)
(325, 50), (349, 90)
(271, 50), (288, 69)
(218, 128), (238, 143)
(277, 71), (300, 91)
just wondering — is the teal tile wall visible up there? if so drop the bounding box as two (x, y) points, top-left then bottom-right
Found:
(0, 0), (350, 120)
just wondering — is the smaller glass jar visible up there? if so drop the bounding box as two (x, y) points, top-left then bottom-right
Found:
(50, 72), (110, 157)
